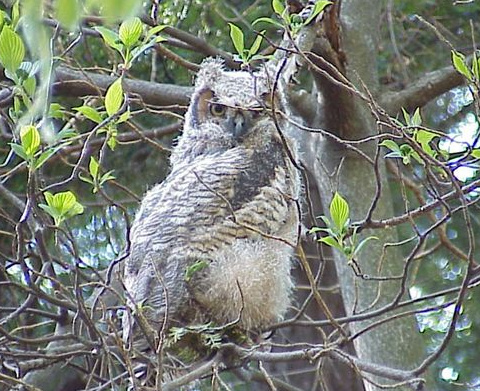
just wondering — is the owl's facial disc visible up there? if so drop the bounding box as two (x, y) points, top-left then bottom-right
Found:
(207, 101), (250, 139)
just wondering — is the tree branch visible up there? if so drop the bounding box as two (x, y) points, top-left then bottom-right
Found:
(52, 66), (192, 107)
(221, 343), (423, 387)
(379, 63), (465, 115)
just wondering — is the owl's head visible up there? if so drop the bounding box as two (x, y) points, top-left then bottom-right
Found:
(191, 58), (275, 133)
(171, 58), (277, 166)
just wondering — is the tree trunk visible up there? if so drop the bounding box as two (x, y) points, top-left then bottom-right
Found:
(293, 1), (433, 389)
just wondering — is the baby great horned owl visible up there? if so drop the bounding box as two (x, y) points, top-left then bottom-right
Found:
(123, 58), (301, 349)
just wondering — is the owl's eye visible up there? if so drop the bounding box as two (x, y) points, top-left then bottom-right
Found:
(209, 103), (227, 117)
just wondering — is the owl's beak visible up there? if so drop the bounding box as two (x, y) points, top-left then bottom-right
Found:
(230, 111), (248, 139)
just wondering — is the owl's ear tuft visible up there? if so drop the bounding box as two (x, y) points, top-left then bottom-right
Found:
(196, 57), (225, 87)
(187, 87), (214, 128)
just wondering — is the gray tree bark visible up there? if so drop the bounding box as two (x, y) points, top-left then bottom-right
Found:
(292, 0), (433, 390)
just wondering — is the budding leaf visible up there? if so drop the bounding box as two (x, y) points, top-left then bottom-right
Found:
(89, 156), (99, 178)
(105, 78), (124, 116)
(272, 0), (285, 15)
(39, 191), (84, 225)
(119, 17), (143, 48)
(249, 31), (265, 56)
(330, 192), (349, 232)
(20, 125), (41, 157)
(229, 23), (244, 56)
(304, 1), (332, 25)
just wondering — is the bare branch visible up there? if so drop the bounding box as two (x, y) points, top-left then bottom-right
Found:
(52, 66), (192, 107)
(379, 63), (465, 115)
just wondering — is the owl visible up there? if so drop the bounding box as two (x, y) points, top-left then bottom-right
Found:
(122, 58), (301, 380)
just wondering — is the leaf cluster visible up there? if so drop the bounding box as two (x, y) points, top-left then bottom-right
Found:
(39, 191), (84, 226)
(310, 193), (377, 264)
(254, 0), (332, 36)
(95, 17), (166, 71)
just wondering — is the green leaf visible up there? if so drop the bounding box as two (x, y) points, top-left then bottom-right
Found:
(79, 174), (94, 185)
(20, 125), (41, 157)
(252, 17), (284, 28)
(11, 1), (20, 28)
(40, 190), (84, 225)
(471, 149), (480, 159)
(74, 105), (103, 123)
(66, 201), (84, 217)
(49, 103), (65, 119)
(451, 50), (472, 81)
(411, 107), (422, 127)
(55, 127), (77, 141)
(410, 150), (423, 165)
(477, 56), (480, 81)
(472, 52), (479, 82)
(401, 107), (410, 125)
(94, 26), (123, 52)
(249, 31), (265, 57)
(146, 24), (167, 40)
(20, 61), (40, 78)
(117, 110), (131, 123)
(251, 54), (274, 62)
(310, 227), (331, 236)
(380, 139), (401, 152)
(319, 236), (343, 251)
(228, 23), (244, 56)
(55, 0), (80, 31)
(107, 126), (118, 150)
(0, 26), (25, 74)
(272, 0), (285, 15)
(185, 260), (209, 282)
(89, 156), (99, 178)
(55, 191), (76, 212)
(415, 129), (439, 157)
(107, 137), (116, 151)
(38, 203), (61, 224)
(329, 192), (349, 231)
(105, 78), (124, 116)
(318, 215), (332, 228)
(100, 170), (115, 185)
(119, 17), (143, 48)
(34, 148), (59, 170)
(9, 143), (28, 161)
(396, 144), (422, 165)
(44, 191), (54, 206)
(130, 40), (158, 64)
(304, 1), (332, 25)
(13, 95), (22, 115)
(168, 326), (188, 344)
(384, 151), (403, 159)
